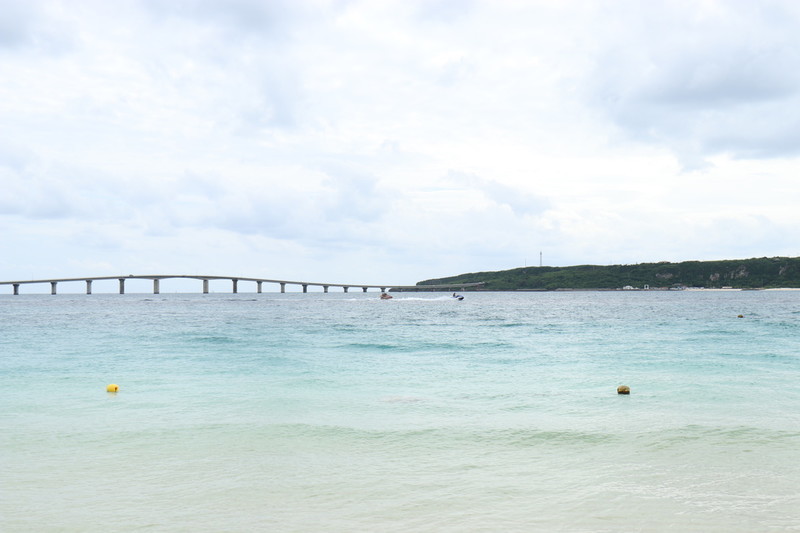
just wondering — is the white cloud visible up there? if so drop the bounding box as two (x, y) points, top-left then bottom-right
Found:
(1, 0), (799, 287)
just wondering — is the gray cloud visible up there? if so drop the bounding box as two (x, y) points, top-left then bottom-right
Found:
(143, 0), (305, 40)
(234, 68), (301, 131)
(587, 1), (800, 165)
(0, 0), (72, 53)
(445, 171), (550, 217)
(0, 0), (34, 48)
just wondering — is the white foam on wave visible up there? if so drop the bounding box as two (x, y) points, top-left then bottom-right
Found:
(390, 296), (461, 301)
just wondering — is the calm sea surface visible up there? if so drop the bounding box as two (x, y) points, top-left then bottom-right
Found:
(2, 290), (799, 532)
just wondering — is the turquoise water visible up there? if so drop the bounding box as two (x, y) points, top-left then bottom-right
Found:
(2, 291), (799, 532)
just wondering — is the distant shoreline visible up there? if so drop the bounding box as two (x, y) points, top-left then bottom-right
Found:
(417, 257), (800, 291)
(470, 287), (793, 292)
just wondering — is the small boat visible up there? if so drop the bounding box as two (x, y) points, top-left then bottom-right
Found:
(380, 293), (393, 300)
(452, 293), (464, 301)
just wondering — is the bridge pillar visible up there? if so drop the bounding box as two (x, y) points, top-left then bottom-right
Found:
(203, 279), (209, 294)
(343, 286), (348, 293)
(153, 279), (160, 294)
(118, 279), (125, 294)
(362, 287), (368, 292)
(380, 287), (386, 292)
(13, 283), (19, 295)
(232, 279), (238, 293)
(302, 284), (308, 293)
(51, 281), (57, 295)
(86, 280), (92, 294)
(323, 285), (328, 293)
(257, 281), (262, 294)
(280, 283), (285, 293)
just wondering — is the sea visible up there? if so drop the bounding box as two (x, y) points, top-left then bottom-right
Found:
(1, 290), (799, 532)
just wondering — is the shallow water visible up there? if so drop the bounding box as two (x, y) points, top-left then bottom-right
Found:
(2, 291), (799, 531)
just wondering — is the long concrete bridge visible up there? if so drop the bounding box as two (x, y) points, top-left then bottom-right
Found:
(0, 275), (484, 295)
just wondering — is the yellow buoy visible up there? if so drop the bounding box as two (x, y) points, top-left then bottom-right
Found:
(737, 314), (744, 318)
(106, 384), (119, 393)
(617, 385), (630, 395)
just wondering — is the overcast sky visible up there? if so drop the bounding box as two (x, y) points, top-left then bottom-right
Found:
(2, 0), (800, 289)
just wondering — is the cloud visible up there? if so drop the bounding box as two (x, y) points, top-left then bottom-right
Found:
(0, 1), (34, 48)
(414, 0), (475, 24)
(143, 0), (306, 40)
(586, 0), (800, 165)
(1, 0), (800, 285)
(444, 171), (550, 217)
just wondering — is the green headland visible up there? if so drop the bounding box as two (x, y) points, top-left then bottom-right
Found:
(416, 256), (800, 291)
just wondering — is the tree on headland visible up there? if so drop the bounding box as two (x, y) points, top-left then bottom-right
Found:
(416, 257), (800, 290)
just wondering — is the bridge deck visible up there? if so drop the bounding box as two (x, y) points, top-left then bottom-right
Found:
(0, 275), (483, 294)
